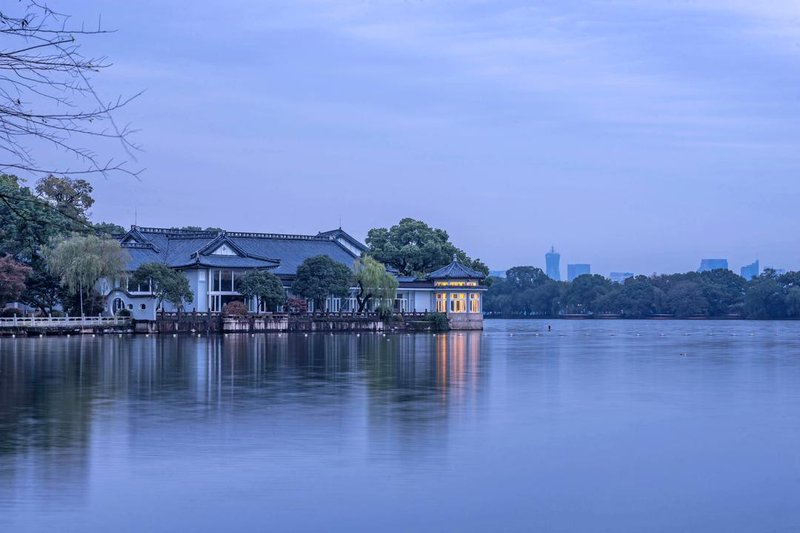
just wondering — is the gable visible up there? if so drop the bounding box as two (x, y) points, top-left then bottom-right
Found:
(211, 243), (237, 256)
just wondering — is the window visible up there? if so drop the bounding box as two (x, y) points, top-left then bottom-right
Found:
(435, 281), (477, 287)
(113, 298), (125, 312)
(449, 293), (466, 313)
(436, 293), (447, 313)
(140, 304), (147, 310)
(469, 293), (480, 313)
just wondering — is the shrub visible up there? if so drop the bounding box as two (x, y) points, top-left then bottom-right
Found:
(426, 312), (450, 331)
(286, 297), (308, 314)
(116, 308), (131, 317)
(222, 300), (248, 316)
(1, 307), (24, 317)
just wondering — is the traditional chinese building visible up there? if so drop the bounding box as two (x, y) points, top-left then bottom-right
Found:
(103, 226), (485, 329)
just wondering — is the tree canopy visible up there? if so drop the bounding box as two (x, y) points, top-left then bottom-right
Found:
(352, 255), (398, 313)
(44, 234), (128, 315)
(129, 263), (194, 311)
(483, 266), (800, 319)
(236, 270), (287, 312)
(0, 255), (32, 306)
(292, 255), (351, 311)
(366, 218), (488, 277)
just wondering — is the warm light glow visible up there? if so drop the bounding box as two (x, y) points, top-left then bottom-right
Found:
(435, 281), (478, 287)
(436, 293), (447, 313)
(469, 293), (480, 313)
(449, 293), (466, 313)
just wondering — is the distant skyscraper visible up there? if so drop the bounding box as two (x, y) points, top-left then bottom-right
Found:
(609, 272), (634, 284)
(545, 246), (560, 281)
(740, 260), (759, 280)
(698, 259), (729, 272)
(567, 263), (591, 281)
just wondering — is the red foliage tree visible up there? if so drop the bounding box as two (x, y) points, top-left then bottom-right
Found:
(0, 255), (32, 306)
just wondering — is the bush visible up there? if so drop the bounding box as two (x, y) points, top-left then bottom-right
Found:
(1, 307), (23, 317)
(116, 308), (131, 317)
(222, 300), (248, 316)
(425, 312), (450, 331)
(286, 297), (308, 314)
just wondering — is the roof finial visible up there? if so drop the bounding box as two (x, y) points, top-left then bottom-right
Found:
(453, 254), (458, 263)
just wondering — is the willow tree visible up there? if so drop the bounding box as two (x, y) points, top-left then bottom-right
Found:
(45, 235), (128, 316)
(352, 256), (398, 313)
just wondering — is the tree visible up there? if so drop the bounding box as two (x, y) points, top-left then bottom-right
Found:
(665, 280), (709, 318)
(93, 221), (126, 236)
(366, 218), (488, 277)
(0, 255), (32, 306)
(0, 3), (140, 181)
(744, 276), (786, 319)
(129, 263), (193, 311)
(292, 255), (352, 312)
(44, 235), (128, 315)
(562, 274), (614, 314)
(236, 270), (287, 312)
(352, 255), (398, 313)
(617, 276), (659, 318)
(35, 175), (94, 224)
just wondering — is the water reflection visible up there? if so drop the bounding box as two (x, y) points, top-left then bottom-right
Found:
(0, 332), (485, 500)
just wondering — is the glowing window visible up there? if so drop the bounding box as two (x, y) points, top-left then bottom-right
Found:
(469, 293), (480, 313)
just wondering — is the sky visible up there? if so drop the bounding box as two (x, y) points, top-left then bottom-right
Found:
(44, 1), (800, 276)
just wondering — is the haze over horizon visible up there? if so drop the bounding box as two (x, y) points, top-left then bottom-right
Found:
(53, 1), (799, 276)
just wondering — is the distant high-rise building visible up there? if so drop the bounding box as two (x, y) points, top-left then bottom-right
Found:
(740, 260), (759, 280)
(545, 246), (560, 281)
(698, 259), (729, 272)
(567, 263), (591, 282)
(609, 272), (634, 284)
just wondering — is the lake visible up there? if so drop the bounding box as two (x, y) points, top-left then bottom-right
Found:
(1, 320), (799, 532)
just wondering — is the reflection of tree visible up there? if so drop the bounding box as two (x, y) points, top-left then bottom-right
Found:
(0, 332), (487, 494)
(364, 332), (484, 459)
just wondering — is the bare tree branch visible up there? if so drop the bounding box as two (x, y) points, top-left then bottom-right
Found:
(0, 1), (142, 180)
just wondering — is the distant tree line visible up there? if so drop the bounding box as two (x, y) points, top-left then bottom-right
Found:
(484, 267), (800, 319)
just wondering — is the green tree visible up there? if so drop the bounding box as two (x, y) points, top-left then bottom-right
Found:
(236, 270), (287, 312)
(352, 256), (398, 313)
(617, 276), (659, 318)
(129, 263), (194, 311)
(0, 255), (32, 307)
(44, 235), (129, 316)
(744, 276), (786, 319)
(562, 274), (614, 314)
(665, 280), (709, 317)
(94, 222), (126, 236)
(292, 255), (352, 312)
(35, 176), (94, 225)
(366, 218), (488, 277)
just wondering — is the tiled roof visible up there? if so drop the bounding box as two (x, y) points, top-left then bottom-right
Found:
(427, 260), (485, 279)
(119, 226), (361, 274)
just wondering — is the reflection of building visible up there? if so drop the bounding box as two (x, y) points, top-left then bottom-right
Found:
(101, 227), (486, 328)
(609, 272), (634, 284)
(740, 260), (759, 280)
(698, 258), (729, 272)
(567, 264), (591, 281)
(545, 247), (560, 281)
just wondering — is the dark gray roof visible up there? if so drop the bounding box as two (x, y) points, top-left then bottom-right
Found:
(427, 260), (485, 280)
(119, 226), (361, 274)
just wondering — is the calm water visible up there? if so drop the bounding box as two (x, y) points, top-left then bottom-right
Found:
(1, 320), (799, 532)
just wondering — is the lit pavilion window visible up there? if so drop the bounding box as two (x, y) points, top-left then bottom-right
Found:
(449, 293), (466, 313)
(436, 293), (447, 313)
(469, 293), (480, 313)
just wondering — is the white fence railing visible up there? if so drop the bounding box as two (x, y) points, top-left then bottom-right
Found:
(0, 316), (132, 329)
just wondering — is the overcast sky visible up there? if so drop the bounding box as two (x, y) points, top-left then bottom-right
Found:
(59, 1), (800, 276)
